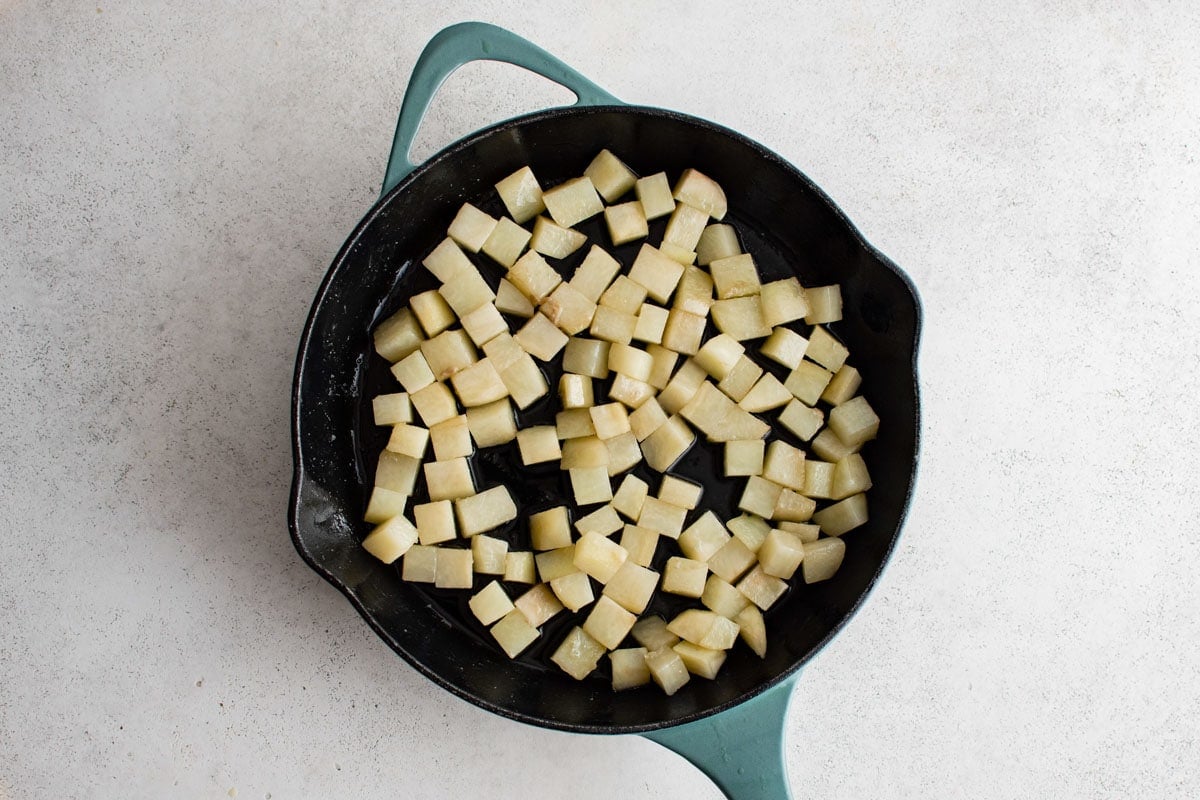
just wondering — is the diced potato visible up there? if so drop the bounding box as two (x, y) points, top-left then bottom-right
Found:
(495, 166), (546, 224)
(483, 219), (533, 270)
(628, 244), (686, 304)
(386, 423), (430, 459)
(678, 511), (731, 561)
(514, 583), (564, 627)
(696, 224), (741, 266)
(459, 303), (508, 347)
(804, 284), (843, 324)
(410, 290), (457, 338)
(707, 537), (757, 583)
(480, 333), (523, 372)
(557, 373), (593, 410)
(663, 202), (708, 252)
(585, 149), (638, 202)
(822, 364), (862, 406)
(422, 237), (474, 282)
(802, 537), (846, 583)
(570, 246), (622, 302)
(535, 546), (578, 582)
(760, 278), (809, 327)
(785, 361), (834, 406)
(364, 486), (408, 524)
(619, 524), (659, 567)
(555, 407), (596, 439)
(611, 475), (650, 520)
(411, 381), (460, 427)
(658, 476), (702, 510)
(583, 595), (638, 649)
(438, 267), (495, 317)
(805, 326), (849, 371)
(589, 403), (631, 440)
(710, 254), (761, 299)
(589, 305), (638, 345)
(374, 450), (420, 495)
(561, 436), (609, 469)
(641, 414), (696, 472)
(662, 556), (708, 598)
(490, 609), (540, 658)
(373, 307), (424, 363)
(390, 350), (435, 393)
(739, 475), (783, 518)
(516, 425), (562, 466)
(575, 504), (623, 537)
(673, 168), (727, 220)
(646, 344), (680, 390)
(514, 313), (569, 362)
(504, 551), (537, 583)
(828, 396), (880, 446)
(680, 382), (770, 442)
(549, 571), (595, 611)
(470, 580), (515, 625)
(574, 531), (628, 583)
(735, 605), (767, 658)
(531, 215), (587, 259)
(495, 276), (536, 317)
(543, 176), (604, 228)
(832, 453), (872, 500)
(635, 172), (676, 220)
(500, 352), (549, 410)
(529, 506), (572, 551)
(552, 626), (607, 680)
(609, 374), (655, 409)
(605, 201), (649, 245)
(777, 521), (821, 543)
(812, 493), (869, 536)
(727, 514), (771, 553)
(803, 460), (836, 499)
(434, 546), (474, 589)
(456, 485), (518, 537)
(465, 397), (517, 447)
(606, 343), (652, 382)
(421, 329), (477, 381)
(450, 358), (508, 407)
(667, 609), (739, 650)
(508, 251), (562, 304)
(447, 202), (498, 253)
(763, 441), (806, 491)
(673, 642), (727, 680)
(361, 515), (418, 564)
(632, 496), (684, 539)
(701, 574), (750, 619)
(757, 529), (805, 579)
(605, 431), (643, 476)
(629, 397), (668, 442)
(413, 499), (456, 545)
(570, 466), (613, 505)
(694, 334), (745, 380)
(739, 374), (792, 413)
(632, 616), (680, 651)
(646, 647), (690, 695)
(657, 358), (708, 414)
(760, 327), (809, 370)
(562, 337), (611, 378)
(632, 303), (670, 345)
(660, 308), (706, 355)
(401, 544), (438, 583)
(711, 295), (770, 341)
(778, 400), (825, 442)
(658, 242), (697, 266)
(737, 565), (789, 610)
(773, 489), (816, 523)
(725, 439), (765, 477)
(674, 266), (715, 316)
(598, 275), (647, 314)
(471, 533), (509, 573)
(541, 282), (597, 335)
(610, 647), (651, 691)
(810, 427), (861, 462)
(424, 457), (476, 502)
(716, 356), (763, 402)
(372, 392), (412, 426)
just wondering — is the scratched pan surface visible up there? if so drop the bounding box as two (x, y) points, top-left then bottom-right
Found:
(289, 105), (921, 733)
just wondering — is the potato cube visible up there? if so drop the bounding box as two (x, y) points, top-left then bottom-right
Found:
(483, 219), (533, 270)
(663, 202), (708, 252)
(611, 475), (650, 520)
(763, 441), (806, 491)
(674, 266), (715, 316)
(373, 307), (423, 363)
(758, 529), (805, 580)
(832, 454), (872, 500)
(803, 460), (836, 499)
(739, 475), (783, 518)
(424, 457), (475, 501)
(471, 533), (509, 574)
(385, 423), (429, 459)
(672, 168), (727, 220)
(413, 499), (456, 545)
(667, 609), (739, 650)
(605, 201), (649, 245)
(736, 605), (768, 657)
(561, 337), (610, 379)
(551, 626), (606, 680)
(514, 583), (564, 627)
(673, 641), (727, 680)
(434, 546), (474, 589)
(589, 403), (631, 440)
(535, 546), (578, 582)
(456, 485), (518, 537)
(805, 326), (850, 371)
(438, 267), (495, 317)
(575, 504), (623, 537)
(701, 575), (750, 619)
(635, 172), (675, 220)
(641, 415), (696, 472)
(610, 647), (651, 691)
(737, 565), (789, 611)
(716, 356), (763, 402)
(785, 361), (834, 406)
(646, 344), (680, 390)
(680, 382), (770, 442)
(725, 440), (765, 477)
(812, 493), (869, 536)
(646, 647), (690, 695)
(573, 531), (628, 583)
(374, 450), (420, 495)
(504, 551), (537, 583)
(711, 295), (770, 340)
(661, 308), (707, 355)
(710, 254), (761, 299)
(372, 392), (412, 426)
(606, 343), (652, 383)
(364, 486), (408, 524)
(465, 397), (517, 446)
(390, 350), (436, 393)
(514, 313), (568, 362)
(632, 615), (680, 651)
(560, 436), (609, 469)
(629, 397), (668, 442)
(516, 425), (561, 465)
(658, 476), (702, 510)
(495, 166), (546, 223)
(828, 396), (880, 446)
(450, 358), (508, 407)
(778, 400), (824, 442)
(760, 327), (809, 370)
(470, 580), (515, 625)
(529, 506), (572, 551)
(658, 241), (696, 266)
(401, 544), (438, 583)
(421, 329), (477, 381)
(508, 251), (562, 304)
(695, 333), (745, 380)
(530, 215), (587, 259)
(481, 332), (524, 372)
(541, 282), (597, 335)
(707, 537), (757, 583)
(490, 610), (540, 659)
(804, 284), (843, 324)
(459, 303), (508, 347)
(570, 466), (613, 505)
(570, 245), (622, 301)
(495, 276), (536, 317)
(802, 537), (846, 583)
(696, 224), (741, 266)
(619, 524), (659, 567)
(760, 278), (810, 327)
(410, 290), (456, 337)
(609, 374), (655, 409)
(361, 514), (418, 564)
(605, 432), (643, 476)
(555, 407), (596, 439)
(727, 514), (771, 553)
(585, 149), (638, 201)
(822, 364), (863, 406)
(558, 373), (593, 410)
(500, 352), (549, 410)
(628, 244), (685, 303)
(632, 303), (670, 345)
(589, 305), (638, 344)
(810, 427), (861, 462)
(543, 176), (603, 228)
(598, 275), (647, 314)
(422, 237), (474, 282)
(662, 556), (708, 598)
(583, 595), (638, 649)
(447, 202), (498, 253)
(638, 497), (688, 539)
(678, 511), (731, 561)
(773, 490), (816, 523)
(549, 571), (595, 611)
(777, 521), (821, 543)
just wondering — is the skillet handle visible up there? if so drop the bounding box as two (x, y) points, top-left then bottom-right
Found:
(641, 673), (798, 800)
(382, 21), (622, 195)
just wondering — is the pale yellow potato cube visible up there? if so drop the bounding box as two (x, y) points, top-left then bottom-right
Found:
(558, 373), (593, 409)
(638, 497), (688, 539)
(471, 533), (509, 574)
(541, 282), (597, 335)
(707, 537), (757, 583)
(573, 531), (628, 583)
(673, 641), (727, 680)
(413, 499), (456, 545)
(424, 457), (475, 502)
(662, 556), (708, 598)
(736, 605), (768, 658)
(633, 303), (669, 344)
(490, 609), (540, 658)
(663, 202), (708, 252)
(495, 165), (545, 224)
(629, 397), (668, 442)
(803, 460), (836, 499)
(680, 382), (770, 442)
(530, 215), (587, 259)
(701, 574), (751, 619)
(696, 224), (741, 266)
(779, 399), (825, 441)
(583, 595), (638, 649)
(667, 609), (739, 650)
(434, 546), (474, 589)
(570, 466), (613, 505)
(739, 475), (783, 518)
(641, 415), (696, 473)
(420, 329), (477, 381)
(658, 476), (702, 510)
(828, 395), (880, 446)
(483, 219), (533, 270)
(551, 626), (606, 680)
(410, 381), (459, 427)
(661, 308), (706, 355)
(760, 278), (810, 327)
(372, 392), (412, 426)
(763, 441), (806, 491)
(672, 168), (727, 220)
(737, 565), (789, 611)
(646, 647), (690, 695)
(466, 398), (517, 447)
(777, 521), (821, 543)
(504, 551), (537, 584)
(832, 454), (872, 500)
(535, 546), (578, 582)
(590, 403), (631, 440)
(459, 303), (508, 347)
(508, 250), (562, 304)
(710, 254), (761, 299)
(561, 436), (609, 469)
(678, 511), (731, 561)
(611, 475), (650, 520)
(632, 615), (681, 651)
(401, 544), (439, 583)
(658, 241), (697, 266)
(361, 514), (418, 564)
(373, 307), (423, 363)
(725, 439), (765, 477)
(515, 313), (569, 362)
(514, 583), (564, 627)
(606, 343), (652, 382)
(456, 485), (518, 537)
(646, 344), (680, 390)
(585, 149), (638, 202)
(438, 267), (495, 317)
(727, 514), (771, 553)
(549, 571), (595, 612)
(804, 284), (843, 324)
(495, 276), (536, 317)
(470, 580), (515, 625)
(562, 337), (611, 378)
(410, 290), (457, 337)
(812, 493), (869, 536)
(569, 245), (622, 301)
(716, 356), (763, 402)
(609, 374), (655, 409)
(805, 326), (849, 371)
(610, 647), (651, 691)
(605, 432), (643, 476)
(385, 423), (429, 459)
(529, 506), (572, 551)
(375, 450), (421, 495)
(543, 176), (604, 228)
(517, 424), (562, 465)
(605, 201), (649, 245)
(760, 327), (809, 370)
(500, 352), (549, 410)
(390, 350), (435, 393)
(674, 266), (715, 316)
(810, 427), (862, 462)
(694, 333), (745, 380)
(785, 361), (834, 406)
(802, 537), (846, 583)
(619, 524), (659, 567)
(589, 305), (638, 344)
(575, 504), (623, 537)
(599, 275), (648, 314)
(422, 236), (474, 282)
(364, 486), (408, 524)
(555, 407), (596, 439)
(481, 332), (524, 371)
(773, 489), (816, 523)
(821, 364), (863, 406)
(450, 358), (508, 407)
(635, 172), (675, 220)
(447, 202), (498, 253)
(628, 244), (685, 304)
(758, 529), (805, 580)
(711, 295), (770, 341)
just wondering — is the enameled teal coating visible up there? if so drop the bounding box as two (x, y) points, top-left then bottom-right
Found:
(381, 21), (621, 194)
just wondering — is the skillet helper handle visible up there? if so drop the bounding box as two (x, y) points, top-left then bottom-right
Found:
(382, 21), (622, 195)
(641, 673), (798, 800)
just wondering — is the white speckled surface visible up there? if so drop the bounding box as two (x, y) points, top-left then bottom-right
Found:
(3, 3), (1199, 798)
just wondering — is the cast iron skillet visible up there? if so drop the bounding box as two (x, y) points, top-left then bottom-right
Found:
(290, 23), (921, 800)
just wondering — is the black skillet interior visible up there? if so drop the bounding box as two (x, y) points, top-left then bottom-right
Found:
(290, 106), (921, 734)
